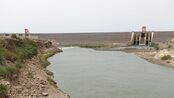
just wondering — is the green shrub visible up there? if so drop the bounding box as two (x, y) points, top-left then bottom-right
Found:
(15, 44), (38, 59)
(47, 77), (57, 88)
(0, 48), (19, 62)
(15, 63), (22, 69)
(5, 66), (17, 74)
(0, 84), (7, 93)
(0, 64), (23, 75)
(0, 67), (8, 75)
(0, 66), (17, 75)
(161, 55), (172, 60)
(22, 38), (37, 47)
(151, 43), (159, 50)
(80, 44), (105, 48)
(11, 34), (17, 39)
(4, 51), (19, 61)
(0, 55), (3, 64)
(167, 61), (170, 63)
(0, 38), (38, 62)
(168, 45), (173, 49)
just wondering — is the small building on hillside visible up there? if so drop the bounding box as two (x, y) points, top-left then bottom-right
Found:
(130, 26), (154, 46)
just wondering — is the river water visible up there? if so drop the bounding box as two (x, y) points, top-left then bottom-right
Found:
(48, 47), (174, 98)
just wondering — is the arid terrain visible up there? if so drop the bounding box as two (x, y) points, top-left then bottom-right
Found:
(0, 37), (69, 98)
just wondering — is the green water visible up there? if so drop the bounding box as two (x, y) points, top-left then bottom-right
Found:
(48, 47), (174, 98)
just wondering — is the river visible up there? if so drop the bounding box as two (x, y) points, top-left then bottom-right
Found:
(48, 47), (174, 98)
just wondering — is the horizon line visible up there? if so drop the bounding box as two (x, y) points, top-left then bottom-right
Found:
(0, 30), (174, 34)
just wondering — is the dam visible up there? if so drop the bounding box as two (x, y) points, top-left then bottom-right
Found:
(37, 31), (174, 46)
(130, 26), (154, 46)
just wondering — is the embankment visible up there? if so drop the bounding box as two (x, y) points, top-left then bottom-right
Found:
(0, 37), (70, 98)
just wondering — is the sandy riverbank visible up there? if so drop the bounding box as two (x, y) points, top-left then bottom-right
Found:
(94, 47), (174, 68)
(135, 50), (174, 68)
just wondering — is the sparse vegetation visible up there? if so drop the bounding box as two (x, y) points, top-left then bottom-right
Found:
(0, 63), (23, 75)
(0, 37), (62, 97)
(0, 38), (38, 62)
(0, 84), (8, 98)
(11, 34), (17, 39)
(161, 55), (172, 60)
(15, 63), (23, 69)
(27, 72), (34, 79)
(80, 44), (105, 48)
(5, 66), (18, 74)
(151, 43), (159, 50)
(15, 44), (38, 60)
(167, 61), (171, 63)
(47, 77), (57, 88)
(40, 50), (58, 68)
(0, 48), (19, 62)
(168, 44), (173, 49)
(79, 43), (117, 49)
(0, 84), (7, 93)
(0, 66), (16, 75)
(46, 70), (53, 76)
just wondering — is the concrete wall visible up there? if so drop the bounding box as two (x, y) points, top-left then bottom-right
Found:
(130, 32), (154, 46)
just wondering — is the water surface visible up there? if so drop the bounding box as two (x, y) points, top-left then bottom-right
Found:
(48, 47), (174, 98)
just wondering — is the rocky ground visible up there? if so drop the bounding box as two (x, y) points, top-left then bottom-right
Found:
(135, 49), (174, 68)
(0, 38), (70, 98)
(134, 39), (174, 68)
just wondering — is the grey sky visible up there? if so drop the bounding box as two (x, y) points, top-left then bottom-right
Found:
(0, 0), (173, 33)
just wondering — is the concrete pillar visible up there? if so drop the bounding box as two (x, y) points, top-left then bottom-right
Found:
(147, 33), (150, 45)
(138, 34), (140, 45)
(148, 33), (150, 45)
(131, 32), (134, 44)
(135, 34), (137, 45)
(139, 33), (141, 44)
(149, 33), (151, 42)
(151, 32), (154, 42)
(136, 34), (139, 45)
(144, 33), (146, 45)
(146, 33), (148, 45)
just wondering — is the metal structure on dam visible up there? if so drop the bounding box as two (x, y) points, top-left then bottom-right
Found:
(130, 26), (154, 46)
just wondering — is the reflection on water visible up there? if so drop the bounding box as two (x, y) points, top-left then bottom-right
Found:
(48, 47), (174, 98)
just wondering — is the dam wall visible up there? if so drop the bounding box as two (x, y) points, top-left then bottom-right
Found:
(36, 31), (174, 45)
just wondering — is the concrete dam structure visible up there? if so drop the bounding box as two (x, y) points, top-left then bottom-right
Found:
(130, 26), (154, 46)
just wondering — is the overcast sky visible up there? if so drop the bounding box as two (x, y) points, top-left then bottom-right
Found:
(0, 0), (173, 33)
